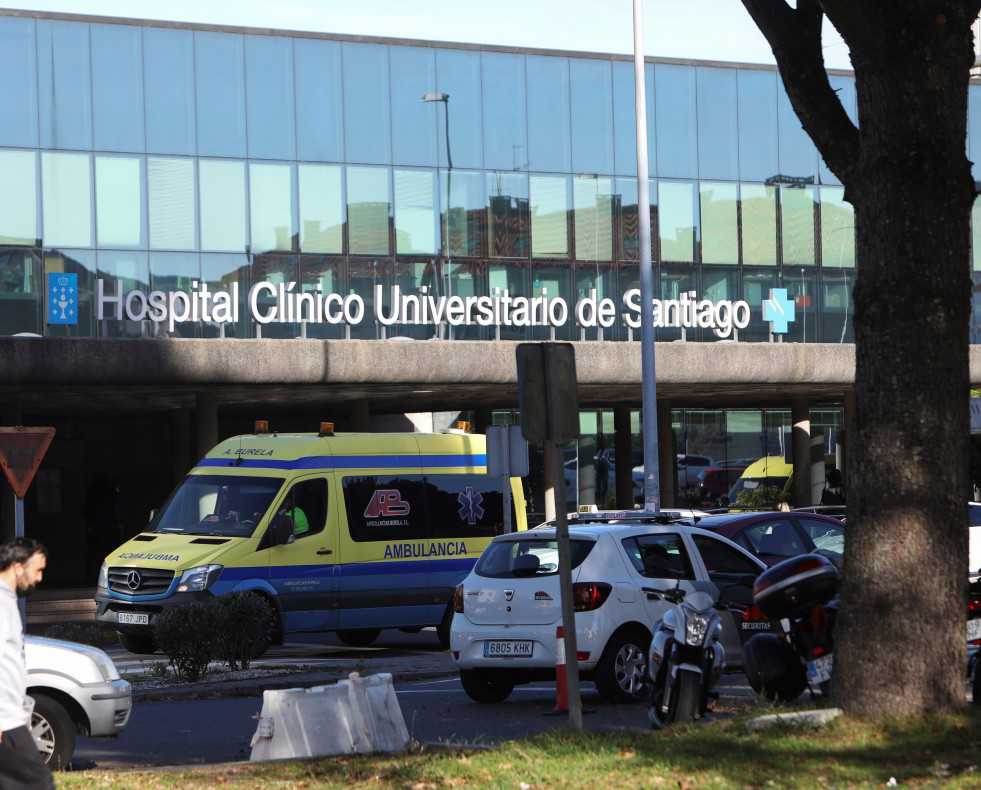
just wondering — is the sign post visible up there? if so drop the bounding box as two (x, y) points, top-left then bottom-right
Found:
(486, 425), (529, 533)
(0, 427), (56, 538)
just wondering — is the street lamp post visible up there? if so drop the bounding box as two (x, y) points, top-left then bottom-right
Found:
(421, 92), (452, 339)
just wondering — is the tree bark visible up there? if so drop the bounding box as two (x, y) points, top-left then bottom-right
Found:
(742, 0), (980, 715)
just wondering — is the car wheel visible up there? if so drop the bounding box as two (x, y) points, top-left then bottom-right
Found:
(593, 628), (650, 703)
(459, 669), (515, 703)
(337, 629), (381, 648)
(30, 693), (76, 771)
(117, 631), (157, 654)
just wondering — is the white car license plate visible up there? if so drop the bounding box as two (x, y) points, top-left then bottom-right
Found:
(117, 612), (149, 625)
(807, 653), (833, 685)
(968, 618), (981, 642)
(483, 640), (533, 657)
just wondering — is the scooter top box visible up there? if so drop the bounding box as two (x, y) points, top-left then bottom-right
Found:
(752, 554), (839, 620)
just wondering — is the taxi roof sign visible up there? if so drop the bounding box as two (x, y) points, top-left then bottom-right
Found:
(0, 427), (55, 498)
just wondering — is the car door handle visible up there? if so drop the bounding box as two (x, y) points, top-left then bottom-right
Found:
(317, 548), (333, 555)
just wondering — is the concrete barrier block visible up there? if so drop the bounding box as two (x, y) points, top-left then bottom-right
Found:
(250, 672), (409, 761)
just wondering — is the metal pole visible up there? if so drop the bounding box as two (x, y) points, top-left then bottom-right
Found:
(633, 0), (660, 514)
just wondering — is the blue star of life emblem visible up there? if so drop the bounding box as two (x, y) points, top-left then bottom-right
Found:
(763, 288), (796, 334)
(457, 486), (485, 526)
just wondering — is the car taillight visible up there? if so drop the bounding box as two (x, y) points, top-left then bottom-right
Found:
(453, 583), (464, 613)
(969, 599), (981, 616)
(572, 582), (612, 611)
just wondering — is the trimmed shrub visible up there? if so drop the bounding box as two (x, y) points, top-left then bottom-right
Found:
(677, 487), (703, 507)
(210, 591), (276, 671)
(43, 623), (107, 647)
(735, 484), (790, 510)
(154, 601), (220, 681)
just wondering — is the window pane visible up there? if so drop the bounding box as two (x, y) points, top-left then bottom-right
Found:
(347, 165), (391, 255)
(444, 169), (485, 258)
(252, 253), (299, 338)
(199, 160), (246, 252)
(741, 269), (779, 342)
(820, 186), (855, 269)
(44, 249), (96, 337)
(295, 38), (344, 162)
(781, 186), (816, 266)
(150, 251), (202, 337)
(741, 184), (777, 266)
(37, 20), (91, 151)
(737, 70), (778, 182)
(527, 55), (570, 173)
(96, 156), (145, 248)
(658, 181), (696, 263)
(250, 162), (296, 254)
(822, 269), (854, 343)
(660, 266), (698, 341)
(435, 49), (482, 170)
(612, 60), (641, 178)
(574, 176), (612, 261)
(394, 169), (436, 255)
(92, 24), (144, 152)
(782, 269), (819, 343)
(699, 182), (737, 264)
(778, 88), (818, 179)
(0, 18), (38, 148)
(343, 42), (392, 165)
(571, 58), (613, 176)
(530, 175), (569, 258)
(655, 64), (696, 178)
(245, 35), (295, 161)
(697, 67), (737, 181)
(144, 27), (196, 156)
(390, 46), (437, 167)
(42, 152), (92, 247)
(482, 52), (527, 172)
(488, 172), (529, 259)
(299, 164), (343, 254)
(148, 157), (196, 250)
(0, 248), (42, 335)
(97, 250), (149, 337)
(195, 32), (247, 157)
(0, 151), (38, 245)
(200, 253), (250, 337)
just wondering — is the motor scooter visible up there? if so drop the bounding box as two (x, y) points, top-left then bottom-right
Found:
(643, 583), (727, 729)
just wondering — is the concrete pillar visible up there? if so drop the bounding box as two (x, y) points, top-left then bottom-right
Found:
(842, 391), (853, 486)
(195, 391), (218, 460)
(791, 399), (811, 507)
(613, 406), (633, 509)
(349, 400), (371, 432)
(578, 433), (597, 508)
(172, 409), (191, 483)
(657, 403), (674, 508)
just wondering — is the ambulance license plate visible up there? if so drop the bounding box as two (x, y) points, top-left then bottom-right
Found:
(807, 653), (833, 685)
(483, 640), (533, 657)
(117, 612), (149, 625)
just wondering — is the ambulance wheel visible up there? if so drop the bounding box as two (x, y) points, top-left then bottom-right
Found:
(436, 605), (453, 650)
(117, 631), (157, 654)
(337, 629), (380, 647)
(459, 669), (514, 703)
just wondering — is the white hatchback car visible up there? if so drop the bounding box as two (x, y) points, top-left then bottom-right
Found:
(26, 635), (132, 769)
(450, 516), (770, 703)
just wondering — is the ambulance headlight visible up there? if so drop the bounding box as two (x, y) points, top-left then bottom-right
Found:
(177, 565), (223, 592)
(97, 562), (108, 591)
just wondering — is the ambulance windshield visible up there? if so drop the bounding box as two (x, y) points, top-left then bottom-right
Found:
(150, 474), (285, 538)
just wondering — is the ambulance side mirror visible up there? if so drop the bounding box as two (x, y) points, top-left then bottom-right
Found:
(272, 514), (295, 546)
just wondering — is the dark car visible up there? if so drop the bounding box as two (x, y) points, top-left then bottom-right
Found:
(695, 466), (747, 506)
(688, 510), (845, 569)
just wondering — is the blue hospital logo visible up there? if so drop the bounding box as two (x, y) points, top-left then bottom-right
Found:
(457, 486), (485, 526)
(48, 273), (78, 325)
(763, 288), (796, 334)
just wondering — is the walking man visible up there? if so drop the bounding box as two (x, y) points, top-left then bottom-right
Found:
(0, 537), (54, 789)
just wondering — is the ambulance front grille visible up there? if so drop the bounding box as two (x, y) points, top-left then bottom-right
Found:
(107, 566), (175, 596)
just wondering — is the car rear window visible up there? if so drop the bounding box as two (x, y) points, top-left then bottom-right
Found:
(474, 538), (595, 578)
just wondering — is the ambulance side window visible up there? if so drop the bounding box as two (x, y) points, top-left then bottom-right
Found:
(279, 478), (327, 539)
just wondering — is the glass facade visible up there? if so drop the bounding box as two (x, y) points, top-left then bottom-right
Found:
(4, 12), (953, 343)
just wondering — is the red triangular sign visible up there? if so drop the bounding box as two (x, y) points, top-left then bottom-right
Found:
(0, 427), (56, 499)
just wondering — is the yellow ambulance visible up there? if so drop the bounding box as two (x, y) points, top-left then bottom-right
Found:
(94, 423), (526, 654)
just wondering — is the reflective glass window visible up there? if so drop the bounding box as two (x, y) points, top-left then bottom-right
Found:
(530, 264), (574, 341)
(299, 164), (344, 254)
(299, 255), (347, 339)
(42, 152), (92, 248)
(488, 172), (529, 259)
(741, 269), (780, 342)
(0, 248), (42, 336)
(737, 70), (778, 182)
(0, 18), (38, 148)
(347, 256), (391, 339)
(394, 169), (437, 255)
(574, 262), (617, 341)
(149, 251), (203, 337)
(199, 160), (247, 252)
(295, 38), (344, 163)
(530, 175), (570, 258)
(616, 176), (651, 263)
(251, 253), (300, 338)
(660, 266), (698, 341)
(654, 65), (696, 178)
(343, 43), (392, 166)
(347, 165), (391, 255)
(819, 76), (856, 186)
(0, 151), (38, 245)
(97, 250), (150, 338)
(144, 27), (196, 156)
(699, 182), (737, 265)
(782, 269), (819, 343)
(37, 20), (91, 151)
(613, 61), (655, 178)
(702, 267), (739, 305)
(195, 32), (247, 158)
(658, 181), (696, 264)
(148, 157), (197, 251)
(435, 49), (482, 170)
(250, 162), (296, 254)
(96, 155), (146, 248)
(778, 89), (819, 180)
(822, 269), (854, 343)
(245, 35), (295, 161)
(44, 249), (96, 337)
(571, 58), (614, 176)
(91, 24), (144, 153)
(574, 176), (612, 261)
(740, 184), (777, 266)
(483, 52), (527, 173)
(443, 169), (485, 258)
(390, 46), (437, 167)
(696, 67), (737, 181)
(526, 55), (569, 173)
(820, 186), (855, 269)
(200, 253), (250, 338)
(780, 185), (816, 266)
